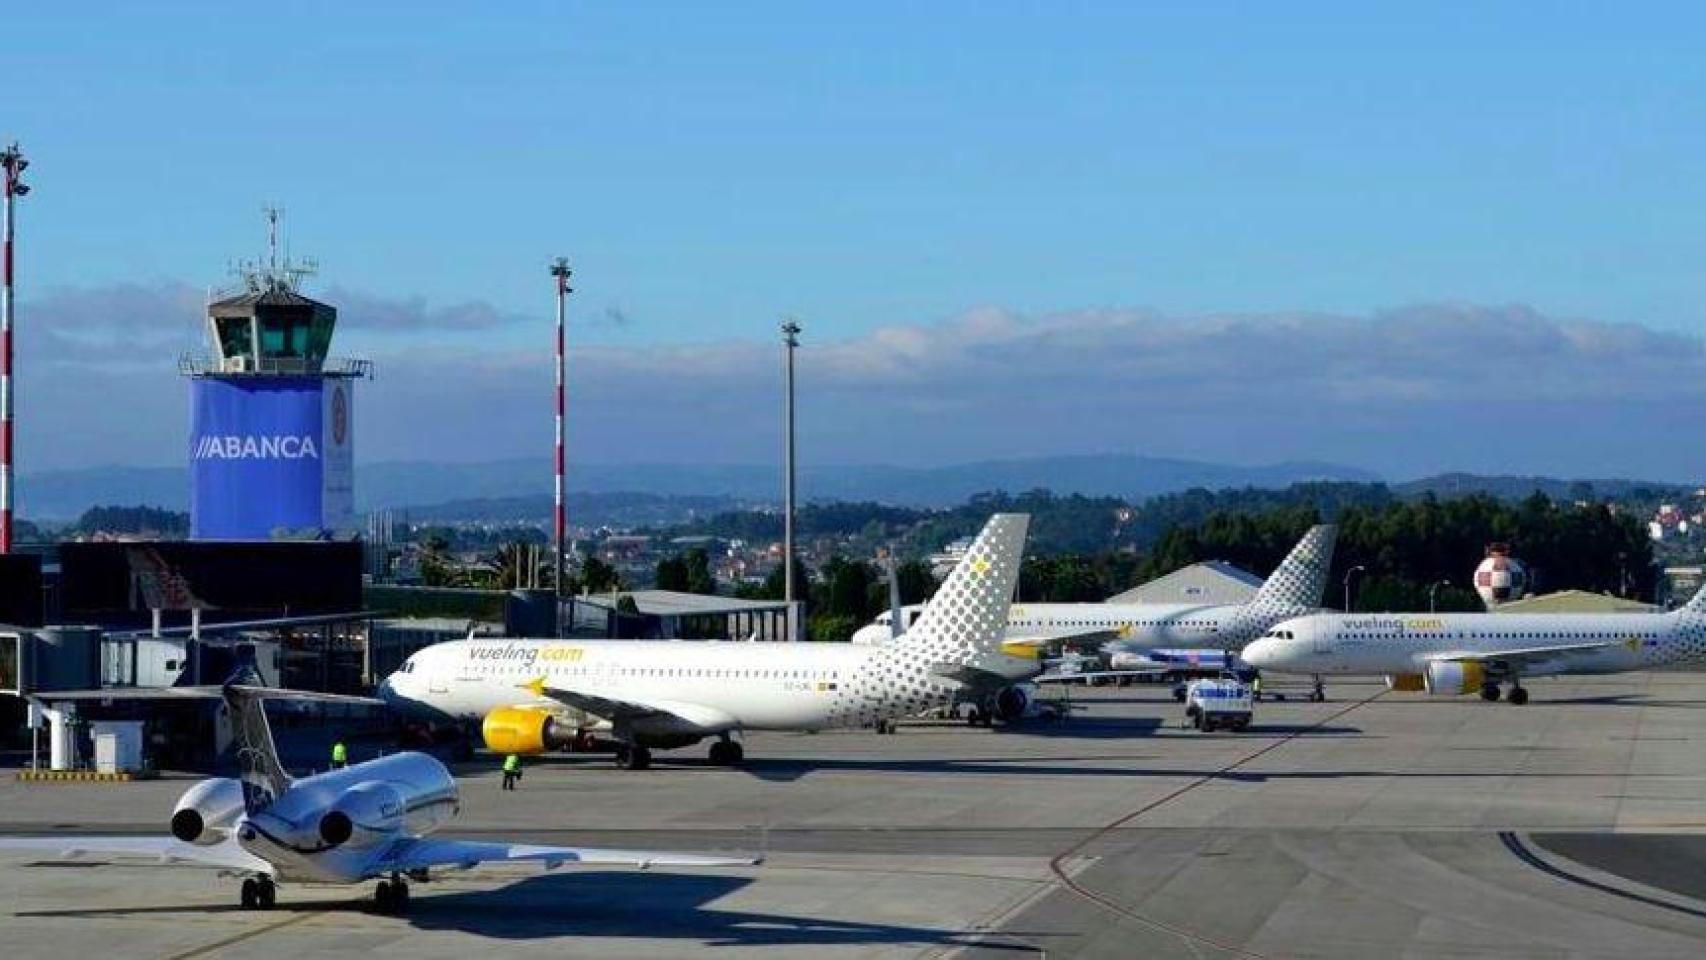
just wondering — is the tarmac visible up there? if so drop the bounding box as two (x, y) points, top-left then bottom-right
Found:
(5, 672), (1706, 958)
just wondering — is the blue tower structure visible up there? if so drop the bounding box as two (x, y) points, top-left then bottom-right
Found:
(181, 216), (370, 540)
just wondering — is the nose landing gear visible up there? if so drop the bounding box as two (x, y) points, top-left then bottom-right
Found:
(239, 876), (277, 910)
(708, 736), (746, 765)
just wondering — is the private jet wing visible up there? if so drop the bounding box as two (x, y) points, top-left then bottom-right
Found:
(0, 836), (271, 872)
(380, 837), (758, 873)
(1429, 636), (1639, 668)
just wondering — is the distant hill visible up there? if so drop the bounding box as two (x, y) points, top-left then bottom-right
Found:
(17, 456), (1694, 523)
(1395, 473), (1693, 502)
(17, 454), (1376, 519)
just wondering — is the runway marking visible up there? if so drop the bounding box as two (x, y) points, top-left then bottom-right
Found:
(1041, 689), (1388, 959)
(158, 909), (323, 960)
(1499, 831), (1706, 922)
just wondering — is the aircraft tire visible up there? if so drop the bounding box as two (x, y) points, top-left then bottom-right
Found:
(256, 878), (276, 910)
(1508, 686), (1529, 706)
(375, 881), (393, 912)
(1480, 684), (1501, 702)
(240, 879), (258, 910)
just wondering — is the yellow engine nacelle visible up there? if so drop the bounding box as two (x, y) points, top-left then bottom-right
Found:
(482, 706), (574, 756)
(1423, 661), (1485, 696)
(1385, 674), (1425, 692)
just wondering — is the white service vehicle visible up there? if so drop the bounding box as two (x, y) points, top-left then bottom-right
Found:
(1183, 678), (1254, 731)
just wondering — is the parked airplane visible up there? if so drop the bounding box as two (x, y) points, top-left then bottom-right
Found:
(854, 524), (1336, 654)
(850, 524), (1336, 706)
(380, 513), (1031, 768)
(1241, 585), (1706, 704)
(0, 685), (750, 911)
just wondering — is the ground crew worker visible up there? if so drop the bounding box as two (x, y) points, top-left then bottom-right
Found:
(502, 753), (522, 790)
(330, 738), (348, 770)
(1251, 675), (1263, 701)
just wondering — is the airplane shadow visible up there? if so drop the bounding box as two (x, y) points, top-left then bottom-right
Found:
(19, 871), (1038, 950)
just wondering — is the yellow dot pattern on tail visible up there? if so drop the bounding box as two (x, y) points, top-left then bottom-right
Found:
(826, 513), (1029, 728)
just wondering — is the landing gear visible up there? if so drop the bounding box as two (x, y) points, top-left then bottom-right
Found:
(1309, 677), (1326, 703)
(1507, 685), (1529, 706)
(708, 738), (745, 765)
(1481, 683), (1502, 702)
(614, 744), (652, 770)
(239, 877), (276, 910)
(375, 877), (410, 913)
(873, 719), (895, 735)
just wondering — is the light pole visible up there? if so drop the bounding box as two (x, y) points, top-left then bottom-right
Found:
(549, 257), (572, 636)
(1343, 565), (1366, 612)
(0, 143), (28, 555)
(1428, 579), (1450, 613)
(781, 318), (801, 640)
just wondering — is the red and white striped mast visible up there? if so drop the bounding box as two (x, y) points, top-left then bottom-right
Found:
(0, 143), (29, 555)
(549, 257), (572, 633)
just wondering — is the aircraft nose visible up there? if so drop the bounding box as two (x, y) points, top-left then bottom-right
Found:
(1242, 638), (1283, 670)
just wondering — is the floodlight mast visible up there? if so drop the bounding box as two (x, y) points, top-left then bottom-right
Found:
(550, 257), (572, 635)
(780, 317), (801, 639)
(0, 142), (30, 555)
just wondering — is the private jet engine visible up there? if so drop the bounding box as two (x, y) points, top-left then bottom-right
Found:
(170, 777), (247, 846)
(1423, 661), (1485, 696)
(318, 782), (406, 850)
(481, 706), (578, 756)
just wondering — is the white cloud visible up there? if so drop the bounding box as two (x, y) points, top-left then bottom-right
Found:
(13, 286), (1706, 480)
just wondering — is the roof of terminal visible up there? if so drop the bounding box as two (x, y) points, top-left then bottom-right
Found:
(575, 589), (790, 617)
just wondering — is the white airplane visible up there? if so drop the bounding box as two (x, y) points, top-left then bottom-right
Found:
(1241, 584), (1706, 704)
(379, 513), (1031, 768)
(850, 525), (1336, 707)
(0, 684), (752, 912)
(854, 524), (1336, 652)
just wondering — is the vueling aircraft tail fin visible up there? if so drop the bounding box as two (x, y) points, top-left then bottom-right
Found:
(1248, 524), (1338, 614)
(897, 513), (1029, 663)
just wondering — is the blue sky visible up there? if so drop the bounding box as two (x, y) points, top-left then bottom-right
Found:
(6, 4), (1706, 478)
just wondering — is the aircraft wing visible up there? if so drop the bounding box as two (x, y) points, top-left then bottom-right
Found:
(1004, 626), (1120, 651)
(378, 838), (758, 874)
(1034, 669), (1166, 684)
(1429, 637), (1638, 667)
(0, 835), (272, 873)
(928, 663), (1016, 693)
(521, 678), (738, 733)
(523, 678), (673, 723)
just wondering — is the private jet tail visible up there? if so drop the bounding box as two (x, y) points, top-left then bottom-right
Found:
(221, 679), (387, 815)
(1247, 524), (1338, 615)
(222, 684), (293, 815)
(895, 513), (1029, 663)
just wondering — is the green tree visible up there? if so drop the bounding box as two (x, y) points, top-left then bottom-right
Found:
(682, 548), (717, 595)
(582, 555), (623, 593)
(654, 554), (688, 591)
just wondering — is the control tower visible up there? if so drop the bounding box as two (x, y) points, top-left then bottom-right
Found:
(179, 212), (370, 540)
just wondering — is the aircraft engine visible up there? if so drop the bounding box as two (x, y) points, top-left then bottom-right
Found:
(1385, 674), (1425, 692)
(994, 685), (1031, 722)
(318, 781), (405, 849)
(1423, 660), (1485, 696)
(481, 706), (576, 756)
(170, 777), (247, 845)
